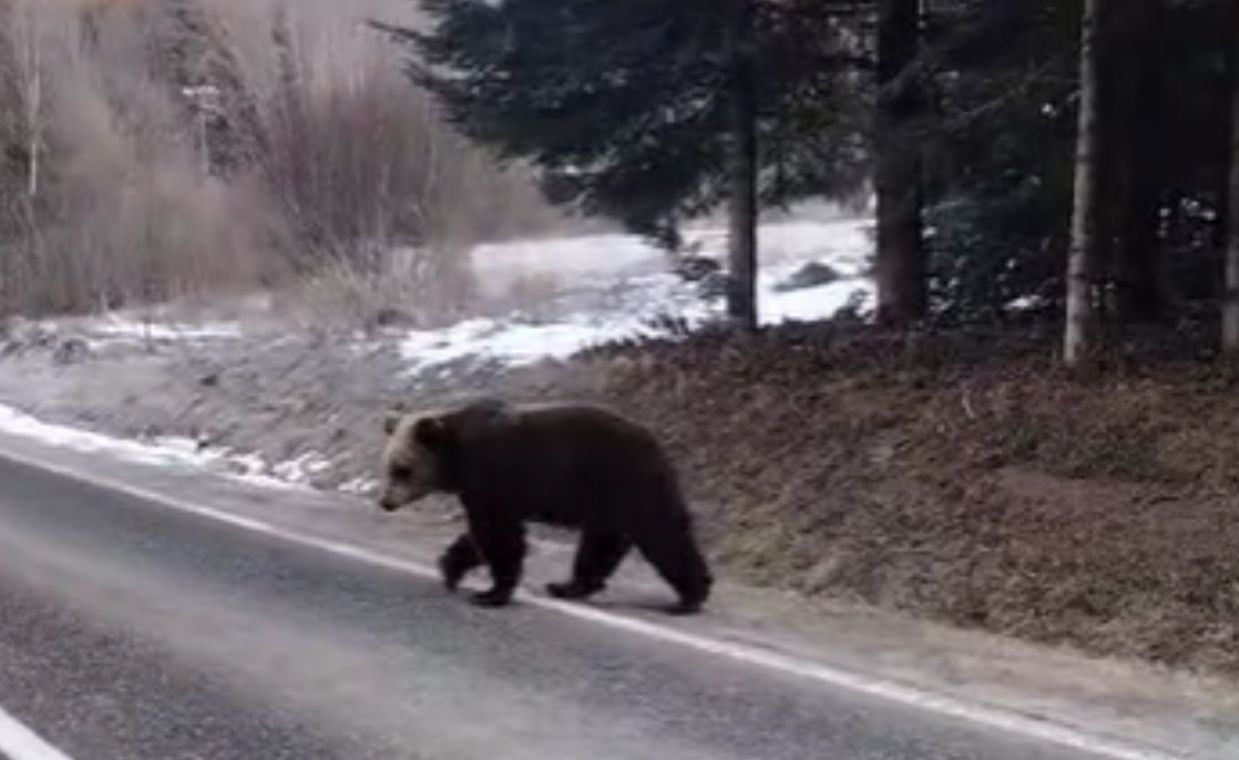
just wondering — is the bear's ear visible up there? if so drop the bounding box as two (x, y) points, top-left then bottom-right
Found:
(383, 411), (402, 436)
(413, 415), (453, 449)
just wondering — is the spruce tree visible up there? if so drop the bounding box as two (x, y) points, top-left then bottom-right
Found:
(377, 0), (869, 330)
(875, 0), (925, 326)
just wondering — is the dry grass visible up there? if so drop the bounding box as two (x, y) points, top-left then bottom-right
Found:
(0, 0), (558, 318)
(273, 246), (478, 332)
(555, 326), (1239, 675)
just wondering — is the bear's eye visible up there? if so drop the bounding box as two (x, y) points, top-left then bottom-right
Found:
(389, 464), (414, 481)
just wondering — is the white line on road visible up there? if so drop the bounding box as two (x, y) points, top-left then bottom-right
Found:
(0, 705), (74, 760)
(0, 445), (1192, 760)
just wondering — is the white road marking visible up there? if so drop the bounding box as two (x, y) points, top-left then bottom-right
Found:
(0, 705), (75, 760)
(0, 444), (1192, 760)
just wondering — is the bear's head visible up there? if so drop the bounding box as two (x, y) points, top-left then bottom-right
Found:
(377, 410), (454, 512)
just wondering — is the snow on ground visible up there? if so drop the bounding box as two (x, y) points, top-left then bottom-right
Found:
(397, 269), (716, 368)
(0, 402), (206, 468)
(87, 314), (244, 341)
(340, 476), (380, 495)
(28, 216), (874, 375)
(32, 313), (246, 350)
(400, 217), (874, 371)
(0, 401), (320, 491)
(0, 216), (873, 493)
(470, 217), (870, 288)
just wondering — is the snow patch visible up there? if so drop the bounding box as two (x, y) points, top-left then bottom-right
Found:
(271, 452), (333, 485)
(88, 314), (243, 342)
(402, 219), (874, 372)
(760, 278), (874, 324)
(0, 404), (209, 469)
(17, 217), (874, 379)
(0, 402), (316, 492)
(340, 476), (379, 496)
(1006, 295), (1047, 312)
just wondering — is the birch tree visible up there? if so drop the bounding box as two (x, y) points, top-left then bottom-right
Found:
(1064, 0), (1104, 366)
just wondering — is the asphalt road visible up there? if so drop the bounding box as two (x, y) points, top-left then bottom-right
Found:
(0, 451), (1116, 760)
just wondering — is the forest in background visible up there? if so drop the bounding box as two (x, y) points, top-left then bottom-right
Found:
(5, 0), (1238, 373)
(392, 0), (1239, 365)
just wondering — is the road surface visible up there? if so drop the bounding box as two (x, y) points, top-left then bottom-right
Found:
(0, 450), (1129, 760)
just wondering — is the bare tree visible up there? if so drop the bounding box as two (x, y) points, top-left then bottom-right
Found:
(260, 14), (553, 272)
(0, 0), (24, 313)
(0, 0), (556, 319)
(1064, 0), (1104, 366)
(0, 0), (48, 314)
(141, 0), (267, 177)
(18, 2), (39, 200)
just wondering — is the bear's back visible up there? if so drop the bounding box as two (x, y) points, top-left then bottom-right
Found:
(457, 402), (681, 528)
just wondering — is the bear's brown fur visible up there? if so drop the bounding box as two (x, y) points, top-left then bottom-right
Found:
(378, 398), (712, 613)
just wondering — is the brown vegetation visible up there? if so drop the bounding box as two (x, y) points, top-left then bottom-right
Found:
(571, 326), (1239, 674)
(0, 0), (557, 318)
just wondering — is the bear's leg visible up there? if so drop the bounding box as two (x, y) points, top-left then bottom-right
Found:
(547, 531), (631, 601)
(438, 532), (483, 592)
(467, 516), (527, 608)
(634, 527), (713, 615)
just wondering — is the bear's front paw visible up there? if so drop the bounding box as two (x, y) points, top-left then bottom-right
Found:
(439, 554), (467, 592)
(546, 580), (603, 600)
(469, 588), (514, 608)
(666, 598), (705, 616)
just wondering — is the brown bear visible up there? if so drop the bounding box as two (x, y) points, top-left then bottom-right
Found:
(378, 398), (713, 614)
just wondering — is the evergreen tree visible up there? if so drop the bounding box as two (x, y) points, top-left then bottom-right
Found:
(916, 0), (1080, 324)
(378, 0), (869, 330)
(919, 0), (1232, 330)
(1224, 0), (1239, 353)
(874, 0), (925, 326)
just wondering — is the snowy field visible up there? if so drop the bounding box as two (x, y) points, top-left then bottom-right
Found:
(404, 219), (873, 370)
(26, 217), (874, 372)
(0, 216), (873, 492)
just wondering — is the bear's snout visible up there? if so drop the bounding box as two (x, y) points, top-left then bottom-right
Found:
(378, 494), (401, 512)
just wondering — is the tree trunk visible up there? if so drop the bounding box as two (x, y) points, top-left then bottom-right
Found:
(725, 0), (758, 332)
(15, 0), (40, 312)
(1119, 155), (1162, 322)
(1224, 0), (1239, 353)
(1108, 0), (1161, 324)
(874, 0), (925, 327)
(1064, 0), (1104, 366)
(23, 2), (37, 200)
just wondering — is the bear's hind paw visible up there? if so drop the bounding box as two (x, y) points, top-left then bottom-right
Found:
(468, 588), (514, 608)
